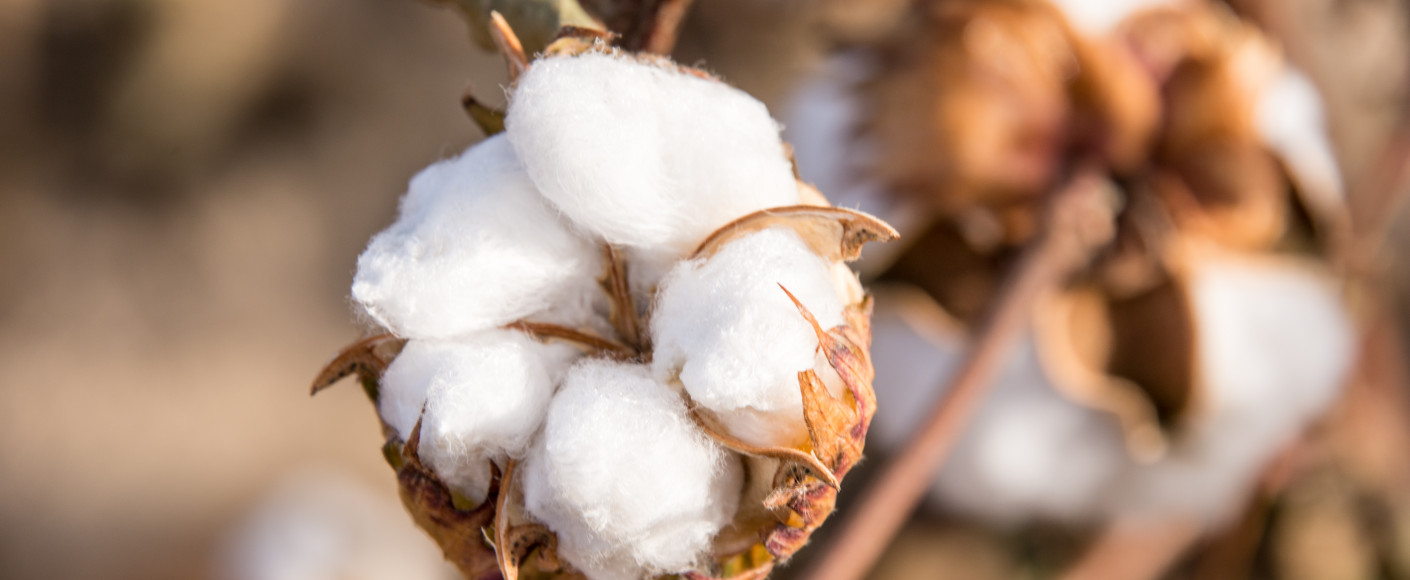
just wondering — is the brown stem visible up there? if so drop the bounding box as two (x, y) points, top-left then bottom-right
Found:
(801, 170), (1115, 580)
(602, 244), (644, 351)
(1058, 520), (1204, 580)
(505, 321), (635, 357)
(641, 0), (694, 55)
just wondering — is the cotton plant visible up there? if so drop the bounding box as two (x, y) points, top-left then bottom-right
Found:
(788, 0), (1356, 532)
(314, 21), (896, 580)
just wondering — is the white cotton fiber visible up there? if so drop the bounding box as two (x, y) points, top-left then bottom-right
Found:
(378, 331), (582, 504)
(1110, 253), (1353, 523)
(522, 359), (742, 579)
(1256, 66), (1346, 208)
(410, 330), (582, 505)
(351, 134), (602, 340)
(505, 52), (801, 258)
(651, 228), (847, 447)
(1050, 0), (1179, 35)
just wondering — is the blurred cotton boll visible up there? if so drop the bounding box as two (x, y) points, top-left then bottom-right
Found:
(219, 470), (455, 580)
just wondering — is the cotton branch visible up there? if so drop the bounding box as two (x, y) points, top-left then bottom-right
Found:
(803, 169), (1117, 580)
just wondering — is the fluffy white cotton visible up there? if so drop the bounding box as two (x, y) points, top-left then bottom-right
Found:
(505, 52), (800, 260)
(1050, 0), (1179, 35)
(651, 228), (847, 447)
(1110, 253), (1354, 523)
(1256, 66), (1346, 209)
(377, 331), (582, 502)
(523, 359), (742, 580)
(398, 330), (583, 504)
(352, 135), (602, 340)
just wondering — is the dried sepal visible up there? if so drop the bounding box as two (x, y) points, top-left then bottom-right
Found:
(309, 332), (406, 403)
(461, 88), (507, 137)
(692, 205), (898, 263)
(493, 460), (572, 579)
(398, 419), (505, 580)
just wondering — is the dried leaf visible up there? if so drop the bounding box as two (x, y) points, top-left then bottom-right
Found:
(504, 321), (635, 358)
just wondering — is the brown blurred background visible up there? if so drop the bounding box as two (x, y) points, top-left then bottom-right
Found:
(0, 1), (1404, 579)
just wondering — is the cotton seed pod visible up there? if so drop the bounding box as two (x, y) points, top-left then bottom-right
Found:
(314, 36), (897, 580)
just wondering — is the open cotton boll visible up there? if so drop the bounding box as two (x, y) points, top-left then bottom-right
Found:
(651, 228), (847, 447)
(410, 330), (582, 505)
(1111, 253), (1353, 523)
(505, 52), (800, 257)
(522, 359), (742, 579)
(867, 288), (1128, 525)
(351, 135), (602, 340)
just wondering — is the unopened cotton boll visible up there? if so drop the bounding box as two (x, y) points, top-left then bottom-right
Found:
(351, 135), (602, 340)
(505, 52), (801, 259)
(407, 330), (582, 505)
(523, 359), (742, 580)
(651, 228), (847, 447)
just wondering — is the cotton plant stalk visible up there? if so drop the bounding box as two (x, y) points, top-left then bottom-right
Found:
(789, 0), (1355, 545)
(313, 21), (896, 580)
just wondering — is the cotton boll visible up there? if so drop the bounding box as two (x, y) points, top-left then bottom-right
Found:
(220, 470), (453, 580)
(522, 360), (742, 579)
(651, 228), (847, 447)
(414, 330), (582, 505)
(505, 52), (800, 257)
(352, 135), (602, 340)
(868, 289), (1128, 525)
(1111, 253), (1354, 523)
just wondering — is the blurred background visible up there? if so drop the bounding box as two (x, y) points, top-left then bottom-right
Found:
(0, 0), (1405, 579)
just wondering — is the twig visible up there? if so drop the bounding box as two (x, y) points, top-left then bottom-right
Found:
(642, 0), (695, 55)
(802, 170), (1115, 580)
(1058, 520), (1204, 580)
(602, 244), (644, 351)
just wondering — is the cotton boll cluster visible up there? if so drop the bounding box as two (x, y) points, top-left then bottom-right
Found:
(352, 135), (604, 340)
(523, 360), (743, 579)
(652, 228), (848, 447)
(326, 43), (892, 580)
(506, 52), (801, 265)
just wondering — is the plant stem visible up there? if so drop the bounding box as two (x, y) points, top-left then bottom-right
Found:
(803, 169), (1115, 580)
